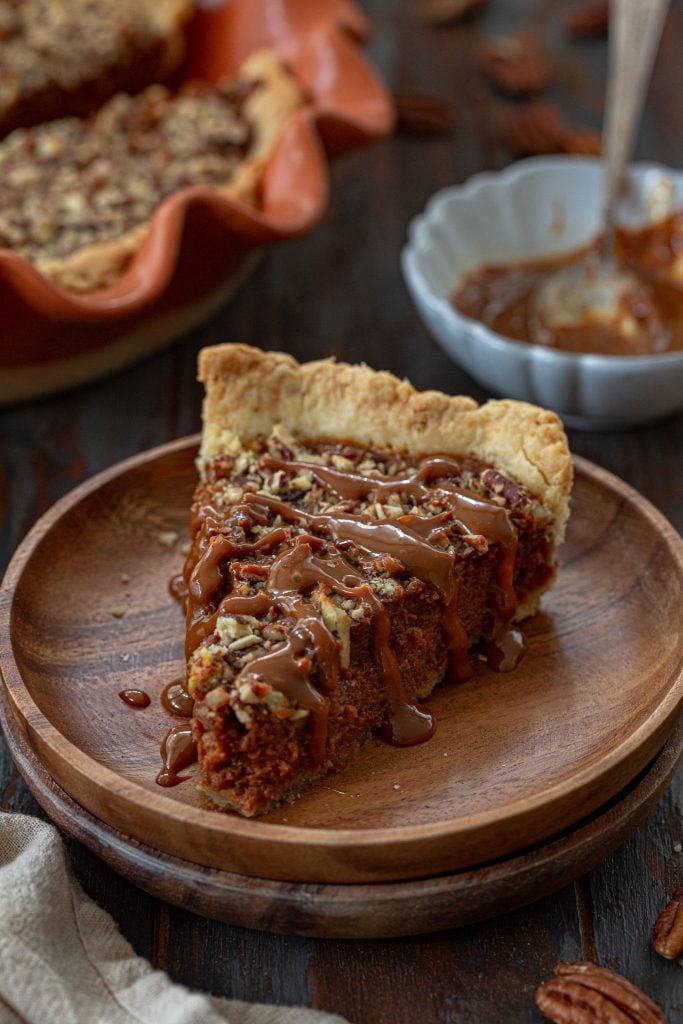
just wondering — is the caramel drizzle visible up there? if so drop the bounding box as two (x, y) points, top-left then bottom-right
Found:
(184, 527), (289, 658)
(156, 724), (196, 788)
(169, 574), (188, 613)
(118, 689), (150, 709)
(161, 679), (195, 718)
(263, 454), (517, 620)
(262, 453), (518, 624)
(155, 680), (198, 788)
(180, 451), (520, 768)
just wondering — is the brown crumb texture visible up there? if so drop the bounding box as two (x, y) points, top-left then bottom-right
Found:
(182, 431), (559, 816)
(0, 0), (192, 136)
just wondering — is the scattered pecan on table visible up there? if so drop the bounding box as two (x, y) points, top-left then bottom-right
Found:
(560, 124), (603, 156)
(565, 1), (609, 40)
(422, 0), (487, 27)
(498, 98), (601, 157)
(393, 91), (455, 136)
(478, 31), (551, 96)
(535, 962), (664, 1024)
(652, 884), (683, 965)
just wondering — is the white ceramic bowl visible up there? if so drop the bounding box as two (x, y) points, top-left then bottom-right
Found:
(402, 157), (683, 430)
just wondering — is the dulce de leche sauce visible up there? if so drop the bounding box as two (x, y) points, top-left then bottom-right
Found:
(172, 447), (532, 784)
(451, 211), (683, 356)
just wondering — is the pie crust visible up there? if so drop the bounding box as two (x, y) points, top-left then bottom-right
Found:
(199, 343), (573, 616)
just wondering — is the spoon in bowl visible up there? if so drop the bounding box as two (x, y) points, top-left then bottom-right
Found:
(530, 0), (670, 349)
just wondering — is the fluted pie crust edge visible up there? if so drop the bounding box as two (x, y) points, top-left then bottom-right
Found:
(198, 342), (573, 616)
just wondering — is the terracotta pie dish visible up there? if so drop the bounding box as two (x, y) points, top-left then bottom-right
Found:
(0, 0), (394, 405)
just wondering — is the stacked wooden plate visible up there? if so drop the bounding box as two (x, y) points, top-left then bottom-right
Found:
(1, 439), (682, 937)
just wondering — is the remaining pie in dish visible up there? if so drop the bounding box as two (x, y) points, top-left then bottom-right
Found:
(0, 50), (303, 291)
(171, 344), (573, 816)
(0, 0), (193, 136)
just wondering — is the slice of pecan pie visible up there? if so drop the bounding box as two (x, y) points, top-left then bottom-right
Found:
(170, 344), (572, 816)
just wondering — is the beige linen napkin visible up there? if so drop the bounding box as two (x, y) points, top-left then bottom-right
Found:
(0, 812), (348, 1024)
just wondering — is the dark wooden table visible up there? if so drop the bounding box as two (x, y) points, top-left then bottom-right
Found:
(1, 2), (681, 1020)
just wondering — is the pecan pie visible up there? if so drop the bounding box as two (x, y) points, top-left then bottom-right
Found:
(169, 344), (572, 816)
(0, 50), (303, 291)
(0, 0), (193, 136)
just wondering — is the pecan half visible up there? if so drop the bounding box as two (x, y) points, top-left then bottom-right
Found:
(566, 1), (609, 40)
(652, 885), (683, 964)
(394, 91), (455, 136)
(499, 99), (601, 157)
(478, 31), (550, 96)
(422, 0), (487, 27)
(536, 962), (664, 1024)
(562, 125), (602, 156)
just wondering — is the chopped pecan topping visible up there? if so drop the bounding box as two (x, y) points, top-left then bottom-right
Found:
(394, 91), (455, 136)
(0, 78), (254, 263)
(0, 0), (187, 133)
(422, 0), (487, 27)
(566, 1), (609, 40)
(499, 99), (601, 157)
(478, 31), (551, 96)
(535, 962), (664, 1024)
(652, 885), (683, 964)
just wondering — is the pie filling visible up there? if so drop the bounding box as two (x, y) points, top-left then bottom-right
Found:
(0, 77), (256, 263)
(0, 0), (188, 135)
(166, 429), (556, 816)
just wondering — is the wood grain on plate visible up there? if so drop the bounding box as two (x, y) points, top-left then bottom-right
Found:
(0, 438), (681, 884)
(1, 675), (679, 938)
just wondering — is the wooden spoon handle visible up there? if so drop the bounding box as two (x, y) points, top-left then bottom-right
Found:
(602, 0), (670, 260)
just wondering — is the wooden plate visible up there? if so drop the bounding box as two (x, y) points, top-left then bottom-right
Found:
(1, 439), (681, 884)
(1, 680), (679, 938)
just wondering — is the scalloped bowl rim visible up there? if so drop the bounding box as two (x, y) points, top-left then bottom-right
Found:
(403, 156), (683, 371)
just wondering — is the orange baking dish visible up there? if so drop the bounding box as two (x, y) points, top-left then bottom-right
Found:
(0, 0), (394, 404)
